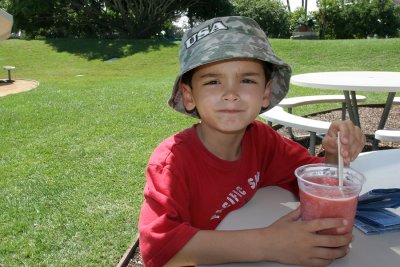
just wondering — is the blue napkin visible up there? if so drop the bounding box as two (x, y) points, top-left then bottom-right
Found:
(355, 188), (400, 234)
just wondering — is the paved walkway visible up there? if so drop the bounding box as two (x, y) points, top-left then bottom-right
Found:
(0, 79), (39, 97)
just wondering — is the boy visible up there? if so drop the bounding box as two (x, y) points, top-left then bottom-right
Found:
(139, 16), (365, 267)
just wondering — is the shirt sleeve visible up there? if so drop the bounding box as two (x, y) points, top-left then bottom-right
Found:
(139, 162), (199, 267)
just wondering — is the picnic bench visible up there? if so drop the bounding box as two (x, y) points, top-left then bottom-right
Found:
(259, 106), (330, 155)
(372, 96), (400, 146)
(278, 94), (367, 120)
(260, 94), (367, 155)
(374, 129), (400, 143)
(278, 94), (367, 140)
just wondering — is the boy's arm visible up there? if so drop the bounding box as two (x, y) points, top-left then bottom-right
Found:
(322, 120), (365, 165)
(166, 209), (352, 267)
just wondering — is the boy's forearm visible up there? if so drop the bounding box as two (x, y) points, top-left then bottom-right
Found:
(165, 228), (276, 266)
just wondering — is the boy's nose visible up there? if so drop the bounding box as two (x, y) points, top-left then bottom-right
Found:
(222, 83), (240, 101)
(223, 92), (240, 102)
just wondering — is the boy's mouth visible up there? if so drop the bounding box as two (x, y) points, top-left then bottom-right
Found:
(218, 109), (242, 113)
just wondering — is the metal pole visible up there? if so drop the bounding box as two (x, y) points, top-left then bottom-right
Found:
(372, 92), (396, 150)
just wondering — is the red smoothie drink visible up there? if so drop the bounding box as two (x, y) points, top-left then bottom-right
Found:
(296, 164), (365, 235)
(299, 177), (358, 234)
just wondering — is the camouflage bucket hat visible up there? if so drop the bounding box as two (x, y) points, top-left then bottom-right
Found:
(168, 16), (292, 118)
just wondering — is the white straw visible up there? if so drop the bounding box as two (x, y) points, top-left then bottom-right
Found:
(338, 131), (344, 187)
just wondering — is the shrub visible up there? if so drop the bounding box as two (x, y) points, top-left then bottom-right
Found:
(289, 8), (317, 32)
(317, 0), (400, 39)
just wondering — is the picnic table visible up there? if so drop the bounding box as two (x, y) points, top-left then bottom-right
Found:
(199, 149), (400, 267)
(290, 71), (400, 148)
(2, 66), (15, 82)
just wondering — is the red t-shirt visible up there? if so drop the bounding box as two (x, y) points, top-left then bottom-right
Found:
(139, 120), (323, 266)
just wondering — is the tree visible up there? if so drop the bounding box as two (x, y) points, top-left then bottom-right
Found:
(316, 0), (400, 39)
(0, 0), (12, 9)
(186, 0), (233, 27)
(286, 0), (291, 12)
(100, 0), (198, 38)
(289, 7), (316, 32)
(231, 0), (291, 38)
(9, 0), (225, 38)
(8, 0), (56, 37)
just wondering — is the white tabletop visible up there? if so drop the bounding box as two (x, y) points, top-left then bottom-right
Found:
(351, 149), (400, 194)
(290, 71), (400, 92)
(200, 149), (400, 267)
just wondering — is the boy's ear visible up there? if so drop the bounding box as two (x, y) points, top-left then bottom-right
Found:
(180, 82), (196, 111)
(262, 80), (272, 109)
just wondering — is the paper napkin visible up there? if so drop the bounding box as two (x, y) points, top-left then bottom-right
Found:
(355, 188), (400, 234)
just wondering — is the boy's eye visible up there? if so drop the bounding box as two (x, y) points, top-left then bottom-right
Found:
(204, 80), (219, 85)
(242, 79), (257, 84)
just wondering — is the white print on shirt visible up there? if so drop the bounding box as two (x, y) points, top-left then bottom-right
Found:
(210, 172), (260, 221)
(248, 171), (260, 189)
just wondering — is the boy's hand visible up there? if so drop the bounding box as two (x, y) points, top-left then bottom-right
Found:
(322, 120), (365, 165)
(264, 209), (352, 267)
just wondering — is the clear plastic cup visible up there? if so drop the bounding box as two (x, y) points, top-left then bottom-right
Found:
(295, 163), (366, 234)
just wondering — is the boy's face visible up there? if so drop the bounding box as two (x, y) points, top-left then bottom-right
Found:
(181, 58), (271, 133)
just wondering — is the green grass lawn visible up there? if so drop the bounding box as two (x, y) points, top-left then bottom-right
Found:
(0, 38), (399, 266)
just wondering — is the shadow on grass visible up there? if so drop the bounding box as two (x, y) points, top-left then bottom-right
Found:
(45, 38), (179, 61)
